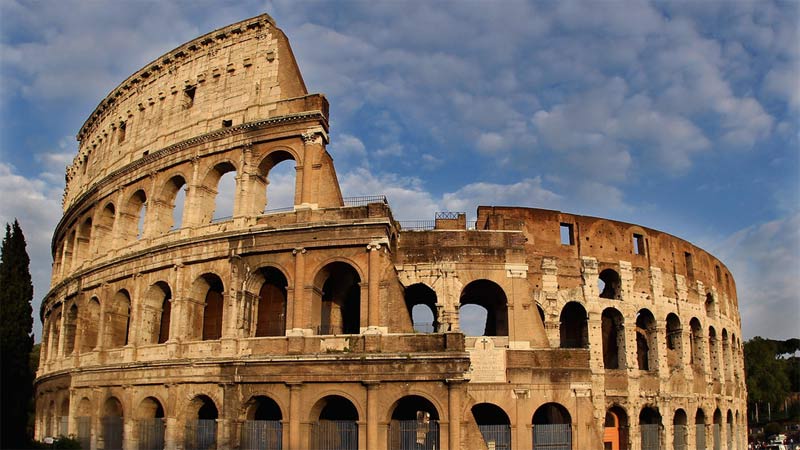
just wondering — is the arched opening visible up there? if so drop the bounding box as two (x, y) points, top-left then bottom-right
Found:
(106, 290), (131, 348)
(75, 217), (92, 264)
(726, 410), (733, 450)
(259, 151), (297, 213)
(63, 231), (75, 273)
(314, 262), (361, 335)
(604, 406), (629, 450)
(45, 400), (55, 437)
(471, 403), (511, 450)
(201, 162), (237, 223)
(666, 313), (683, 368)
(673, 409), (688, 450)
(722, 329), (731, 381)
(388, 395), (440, 450)
(241, 396), (283, 450)
(636, 309), (658, 371)
(140, 282), (172, 345)
(404, 283), (438, 333)
(77, 398), (92, 450)
(602, 308), (626, 369)
(185, 395), (218, 450)
(709, 327), (720, 382)
(201, 275), (225, 341)
(689, 318), (703, 370)
(712, 409), (722, 450)
(81, 297), (101, 352)
(49, 307), (62, 360)
(695, 409), (706, 450)
(705, 293), (714, 317)
(532, 403), (572, 450)
(559, 301), (588, 348)
(639, 407), (662, 450)
(102, 397), (124, 450)
(94, 203), (116, 255)
(153, 175), (186, 233)
(136, 397), (165, 450)
(536, 304), (545, 325)
(598, 269), (621, 299)
(255, 268), (288, 337)
(59, 397), (70, 436)
(64, 304), (78, 355)
(459, 280), (508, 336)
(121, 190), (147, 243)
(311, 395), (359, 450)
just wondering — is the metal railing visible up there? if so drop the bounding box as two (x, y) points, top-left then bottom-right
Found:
(640, 424), (661, 450)
(102, 416), (124, 450)
(388, 420), (440, 450)
(77, 416), (91, 450)
(713, 424), (721, 450)
(413, 322), (435, 333)
(696, 424), (706, 450)
(211, 215), (232, 223)
(398, 220), (435, 231)
(185, 419), (217, 450)
(434, 211), (463, 219)
(310, 420), (358, 450)
(478, 424), (511, 450)
(59, 416), (68, 437)
(138, 418), (165, 450)
(263, 206), (294, 214)
(673, 425), (688, 450)
(241, 420), (282, 450)
(343, 195), (387, 206)
(533, 423), (572, 450)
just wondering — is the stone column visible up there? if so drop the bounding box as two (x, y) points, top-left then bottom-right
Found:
(448, 379), (463, 450)
(57, 305), (68, 359)
(366, 242), (383, 332)
(289, 248), (306, 334)
(364, 381), (380, 449)
(96, 284), (110, 350)
(287, 383), (302, 449)
(300, 132), (322, 207)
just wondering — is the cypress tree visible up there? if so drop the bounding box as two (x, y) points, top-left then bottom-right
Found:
(0, 220), (35, 448)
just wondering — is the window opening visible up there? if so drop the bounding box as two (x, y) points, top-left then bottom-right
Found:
(118, 121), (126, 143)
(633, 233), (645, 255)
(684, 252), (694, 278)
(184, 85), (196, 108)
(560, 223), (574, 245)
(222, 119), (232, 127)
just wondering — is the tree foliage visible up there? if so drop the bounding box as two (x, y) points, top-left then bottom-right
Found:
(745, 336), (800, 423)
(0, 220), (35, 448)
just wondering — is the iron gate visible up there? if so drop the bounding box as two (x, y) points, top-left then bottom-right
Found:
(59, 416), (68, 437)
(695, 424), (706, 450)
(713, 424), (721, 450)
(240, 420), (282, 450)
(138, 418), (165, 450)
(185, 419), (217, 450)
(640, 424), (661, 450)
(77, 416), (91, 450)
(533, 423), (572, 450)
(478, 424), (511, 450)
(673, 425), (688, 450)
(102, 416), (124, 450)
(727, 424), (733, 450)
(310, 420), (358, 450)
(388, 420), (440, 450)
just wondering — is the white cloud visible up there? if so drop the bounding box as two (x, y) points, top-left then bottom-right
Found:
(441, 177), (562, 216)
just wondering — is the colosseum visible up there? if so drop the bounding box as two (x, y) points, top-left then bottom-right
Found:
(34, 13), (747, 450)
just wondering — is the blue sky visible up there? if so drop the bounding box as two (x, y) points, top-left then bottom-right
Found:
(1, 0), (797, 341)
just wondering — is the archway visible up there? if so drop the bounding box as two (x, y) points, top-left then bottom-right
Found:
(598, 269), (621, 299)
(689, 318), (704, 370)
(106, 290), (131, 348)
(259, 151), (297, 213)
(695, 409), (706, 450)
(639, 407), (662, 450)
(532, 403), (572, 450)
(136, 397), (165, 450)
(59, 397), (70, 437)
(140, 282), (172, 345)
(459, 280), (508, 336)
(185, 395), (218, 450)
(388, 395), (440, 450)
(602, 308), (626, 369)
(471, 403), (511, 450)
(636, 309), (657, 371)
(314, 263), (361, 335)
(603, 406), (628, 450)
(102, 397), (124, 450)
(666, 313), (683, 367)
(81, 297), (101, 352)
(77, 397), (92, 450)
(255, 268), (288, 337)
(559, 301), (588, 348)
(712, 409), (722, 450)
(64, 304), (78, 355)
(673, 409), (688, 450)
(94, 203), (115, 255)
(404, 283), (438, 333)
(726, 410), (733, 450)
(196, 274), (224, 341)
(310, 395), (359, 450)
(241, 396), (283, 450)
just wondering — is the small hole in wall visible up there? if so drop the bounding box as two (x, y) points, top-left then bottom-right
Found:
(142, 150), (149, 157)
(222, 119), (232, 127)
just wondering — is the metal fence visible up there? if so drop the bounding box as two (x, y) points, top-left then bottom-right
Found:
(310, 420), (358, 450)
(673, 425), (688, 450)
(640, 424), (661, 450)
(138, 418), (165, 450)
(397, 220), (435, 231)
(727, 423), (733, 450)
(240, 420), (282, 450)
(533, 423), (572, 450)
(59, 416), (68, 437)
(412, 322), (434, 333)
(713, 424), (721, 450)
(185, 419), (217, 450)
(388, 420), (439, 450)
(696, 424), (706, 450)
(478, 424), (511, 450)
(343, 195), (388, 207)
(102, 416), (124, 450)
(77, 416), (91, 450)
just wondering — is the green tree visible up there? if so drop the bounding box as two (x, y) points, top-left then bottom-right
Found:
(0, 220), (35, 448)
(745, 337), (791, 422)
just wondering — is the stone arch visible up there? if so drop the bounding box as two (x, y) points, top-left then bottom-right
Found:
(309, 395), (360, 450)
(404, 283), (438, 333)
(189, 273), (225, 341)
(46, 399), (56, 436)
(665, 313), (682, 367)
(81, 297), (101, 352)
(709, 326), (720, 381)
(599, 268), (621, 300)
(722, 329), (731, 381)
(63, 230), (76, 273)
(199, 160), (238, 223)
(63, 303), (78, 355)
(673, 409), (688, 450)
(602, 307), (626, 369)
(713, 408), (722, 450)
(636, 308), (658, 371)
(154, 174), (187, 233)
(388, 395), (441, 450)
(101, 396), (124, 450)
(559, 301), (588, 348)
(726, 410), (734, 450)
(459, 279), (509, 336)
(94, 202), (116, 255)
(532, 402), (572, 450)
(121, 189), (147, 243)
(76, 397), (92, 449)
(240, 395), (283, 450)
(705, 292), (715, 317)
(105, 289), (131, 348)
(139, 281), (172, 345)
(135, 396), (165, 450)
(695, 408), (707, 450)
(75, 216), (93, 264)
(604, 405), (629, 450)
(49, 305), (62, 360)
(471, 403), (511, 450)
(254, 266), (288, 337)
(256, 148), (299, 213)
(185, 395), (218, 450)
(312, 261), (362, 335)
(58, 397), (70, 436)
(243, 395), (283, 421)
(639, 406), (662, 450)
(689, 317), (704, 369)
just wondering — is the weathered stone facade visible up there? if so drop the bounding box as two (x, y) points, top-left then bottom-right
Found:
(35, 14), (746, 450)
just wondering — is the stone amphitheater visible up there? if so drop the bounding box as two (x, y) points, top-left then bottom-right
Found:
(34, 14), (747, 450)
